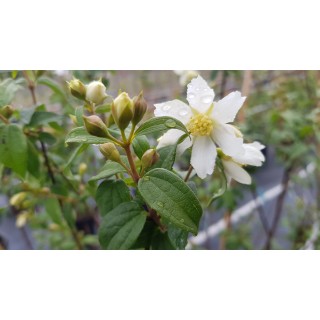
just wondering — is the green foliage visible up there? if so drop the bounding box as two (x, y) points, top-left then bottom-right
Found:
(98, 202), (146, 249)
(96, 180), (131, 216)
(138, 168), (202, 235)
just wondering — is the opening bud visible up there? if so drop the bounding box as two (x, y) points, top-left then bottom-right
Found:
(0, 105), (14, 119)
(99, 143), (121, 162)
(86, 81), (107, 105)
(132, 91), (147, 125)
(83, 115), (109, 138)
(112, 92), (134, 130)
(141, 149), (159, 170)
(68, 79), (86, 100)
(10, 192), (28, 208)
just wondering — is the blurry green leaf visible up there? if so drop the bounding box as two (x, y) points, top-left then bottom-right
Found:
(98, 202), (146, 250)
(151, 230), (175, 250)
(65, 127), (111, 145)
(0, 124), (28, 177)
(134, 116), (189, 138)
(89, 161), (126, 182)
(138, 168), (202, 235)
(38, 132), (57, 145)
(75, 106), (84, 126)
(96, 180), (131, 216)
(28, 111), (63, 127)
(63, 144), (89, 170)
(0, 78), (23, 105)
(167, 223), (188, 250)
(27, 140), (40, 178)
(132, 135), (150, 159)
(44, 198), (63, 225)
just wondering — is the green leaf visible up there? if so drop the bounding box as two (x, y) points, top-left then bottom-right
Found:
(38, 132), (57, 145)
(27, 140), (40, 178)
(0, 78), (23, 105)
(134, 116), (189, 138)
(65, 127), (111, 145)
(28, 111), (63, 127)
(98, 202), (146, 249)
(167, 223), (189, 250)
(138, 168), (202, 235)
(96, 180), (131, 216)
(0, 124), (28, 177)
(132, 135), (150, 159)
(63, 144), (89, 170)
(151, 230), (175, 250)
(75, 106), (84, 126)
(44, 198), (63, 225)
(150, 145), (176, 170)
(207, 160), (227, 206)
(89, 161), (126, 182)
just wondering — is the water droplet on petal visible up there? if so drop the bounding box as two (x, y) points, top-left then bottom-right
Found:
(162, 105), (171, 111)
(165, 119), (176, 128)
(195, 87), (200, 91)
(179, 109), (188, 116)
(188, 93), (195, 99)
(157, 201), (164, 207)
(201, 95), (212, 104)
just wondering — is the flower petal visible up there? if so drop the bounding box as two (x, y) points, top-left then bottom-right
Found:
(157, 129), (192, 155)
(190, 136), (217, 179)
(211, 122), (244, 157)
(232, 142), (265, 166)
(222, 159), (252, 185)
(154, 99), (191, 124)
(212, 91), (246, 123)
(187, 76), (215, 113)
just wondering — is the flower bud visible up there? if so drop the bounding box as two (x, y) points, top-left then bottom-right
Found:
(112, 92), (134, 130)
(68, 79), (86, 100)
(78, 163), (88, 176)
(0, 105), (14, 119)
(86, 81), (107, 105)
(83, 115), (109, 138)
(10, 192), (28, 208)
(132, 91), (147, 125)
(141, 149), (159, 169)
(99, 143), (121, 162)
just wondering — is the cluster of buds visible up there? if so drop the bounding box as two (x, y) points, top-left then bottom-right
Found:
(68, 79), (108, 105)
(112, 91), (147, 130)
(141, 149), (159, 170)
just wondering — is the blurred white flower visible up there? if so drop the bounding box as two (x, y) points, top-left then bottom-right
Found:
(221, 142), (266, 185)
(154, 76), (246, 179)
(174, 70), (199, 87)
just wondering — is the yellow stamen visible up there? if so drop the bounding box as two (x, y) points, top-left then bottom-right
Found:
(187, 114), (213, 136)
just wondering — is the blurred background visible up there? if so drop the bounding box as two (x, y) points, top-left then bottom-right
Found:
(0, 70), (319, 250)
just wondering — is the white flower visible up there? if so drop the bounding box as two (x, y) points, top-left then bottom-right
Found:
(221, 142), (266, 185)
(86, 81), (107, 105)
(154, 76), (246, 179)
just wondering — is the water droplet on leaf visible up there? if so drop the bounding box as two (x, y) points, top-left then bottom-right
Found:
(165, 119), (176, 128)
(143, 176), (150, 181)
(157, 201), (164, 207)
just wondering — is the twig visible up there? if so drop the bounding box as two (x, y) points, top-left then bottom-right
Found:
(264, 168), (292, 249)
(184, 165), (193, 182)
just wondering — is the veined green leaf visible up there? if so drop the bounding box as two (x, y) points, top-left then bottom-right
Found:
(98, 202), (146, 250)
(65, 127), (111, 145)
(96, 180), (131, 216)
(138, 168), (202, 235)
(89, 161), (126, 182)
(134, 116), (189, 138)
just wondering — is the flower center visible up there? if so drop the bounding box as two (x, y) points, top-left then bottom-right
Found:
(187, 114), (213, 136)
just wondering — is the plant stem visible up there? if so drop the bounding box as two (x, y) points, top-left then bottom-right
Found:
(184, 165), (193, 182)
(124, 145), (140, 184)
(250, 187), (269, 235)
(0, 114), (9, 124)
(264, 168), (291, 249)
